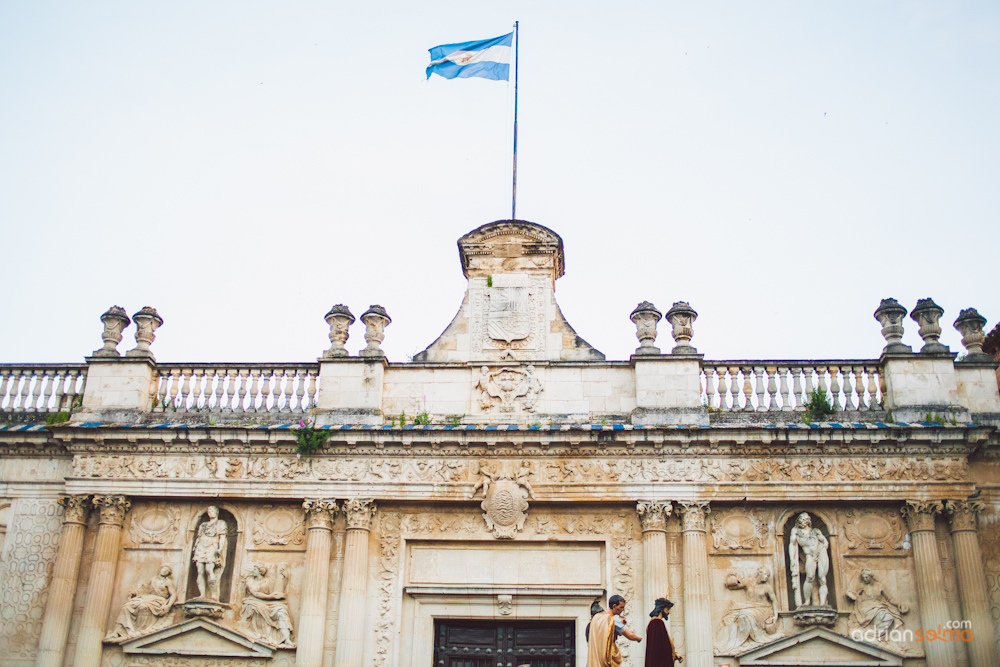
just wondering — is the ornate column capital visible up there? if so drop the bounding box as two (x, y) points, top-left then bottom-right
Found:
(303, 499), (339, 530)
(677, 501), (710, 532)
(343, 498), (376, 531)
(58, 494), (92, 525)
(945, 499), (985, 532)
(902, 500), (943, 533)
(636, 501), (672, 532)
(92, 495), (130, 526)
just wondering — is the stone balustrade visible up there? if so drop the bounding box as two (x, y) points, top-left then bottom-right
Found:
(152, 364), (320, 415)
(700, 361), (882, 413)
(0, 364), (88, 414)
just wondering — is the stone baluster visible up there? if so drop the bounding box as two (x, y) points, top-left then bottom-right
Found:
(360, 305), (391, 358)
(901, 501), (957, 667)
(238, 369), (250, 412)
(281, 370), (295, 412)
(778, 366), (792, 411)
(665, 301), (698, 354)
(945, 500), (998, 667)
(828, 366), (842, 410)
(30, 370), (45, 411)
(791, 367), (804, 410)
(92, 306), (131, 358)
(637, 501), (672, 625)
(297, 499), (339, 667)
(630, 301), (662, 355)
(728, 366), (739, 410)
(766, 366), (779, 411)
(75, 494), (131, 667)
(754, 367), (766, 411)
(867, 367), (879, 410)
(0, 369), (11, 410)
(335, 499), (376, 667)
(35, 495), (91, 667)
(874, 298), (912, 354)
(323, 305), (355, 358)
(307, 370), (318, 410)
(954, 308), (992, 362)
(911, 298), (950, 354)
(678, 501), (712, 667)
(125, 307), (163, 360)
(295, 370), (306, 413)
(263, 370), (276, 414)
(18, 371), (32, 410)
(52, 370), (67, 412)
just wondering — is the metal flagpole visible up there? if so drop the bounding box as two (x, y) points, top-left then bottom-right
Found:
(511, 20), (519, 220)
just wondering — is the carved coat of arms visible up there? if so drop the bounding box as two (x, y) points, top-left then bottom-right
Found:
(475, 365), (543, 413)
(472, 461), (535, 538)
(486, 286), (531, 343)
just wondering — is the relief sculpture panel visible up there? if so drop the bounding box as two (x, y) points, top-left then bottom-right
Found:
(710, 507), (772, 553)
(250, 505), (305, 550)
(128, 503), (181, 548)
(839, 508), (907, 554)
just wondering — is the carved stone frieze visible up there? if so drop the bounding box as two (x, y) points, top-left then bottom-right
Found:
(839, 508), (906, 552)
(945, 499), (985, 532)
(94, 494), (131, 526)
(58, 494), (91, 524)
(70, 453), (972, 486)
(249, 505), (305, 548)
(128, 503), (180, 547)
(343, 499), (376, 530)
(678, 501), (710, 532)
(636, 501), (671, 532)
(710, 507), (771, 551)
(474, 364), (543, 413)
(302, 499), (338, 530)
(901, 500), (943, 532)
(473, 460), (534, 538)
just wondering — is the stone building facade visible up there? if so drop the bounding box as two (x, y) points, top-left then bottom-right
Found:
(1, 220), (998, 667)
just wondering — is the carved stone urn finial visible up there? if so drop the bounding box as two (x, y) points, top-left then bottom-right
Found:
(630, 301), (662, 355)
(360, 305), (391, 357)
(954, 308), (991, 362)
(322, 304), (355, 359)
(125, 307), (163, 360)
(874, 298), (911, 354)
(910, 298), (949, 354)
(665, 301), (699, 355)
(92, 306), (131, 358)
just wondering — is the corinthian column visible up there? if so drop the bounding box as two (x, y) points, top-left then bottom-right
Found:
(637, 501), (672, 623)
(334, 499), (376, 667)
(946, 500), (998, 667)
(75, 495), (130, 667)
(678, 501), (711, 667)
(902, 501), (956, 667)
(296, 499), (339, 667)
(35, 495), (91, 667)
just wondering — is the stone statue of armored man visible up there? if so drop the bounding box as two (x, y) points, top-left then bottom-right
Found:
(193, 506), (228, 601)
(788, 512), (835, 625)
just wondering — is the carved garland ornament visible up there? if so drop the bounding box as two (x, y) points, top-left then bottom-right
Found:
(128, 503), (181, 546)
(841, 508), (906, 551)
(251, 505), (306, 547)
(710, 507), (771, 551)
(373, 512), (401, 667)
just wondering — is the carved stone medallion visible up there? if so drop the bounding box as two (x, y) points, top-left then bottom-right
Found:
(129, 503), (180, 547)
(475, 365), (543, 413)
(710, 507), (771, 551)
(251, 505), (306, 548)
(840, 508), (906, 552)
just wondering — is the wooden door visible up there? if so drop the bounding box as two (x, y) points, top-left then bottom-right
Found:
(434, 620), (575, 667)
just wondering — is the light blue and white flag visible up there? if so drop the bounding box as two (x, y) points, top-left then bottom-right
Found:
(426, 32), (513, 81)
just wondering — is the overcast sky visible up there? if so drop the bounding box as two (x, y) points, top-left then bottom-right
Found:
(2, 2), (997, 365)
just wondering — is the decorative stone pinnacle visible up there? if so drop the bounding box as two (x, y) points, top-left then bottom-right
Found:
(323, 304), (355, 359)
(630, 301), (662, 355)
(126, 307), (163, 360)
(665, 301), (698, 355)
(910, 298), (949, 355)
(874, 298), (912, 354)
(360, 305), (390, 358)
(953, 308), (991, 361)
(92, 306), (132, 358)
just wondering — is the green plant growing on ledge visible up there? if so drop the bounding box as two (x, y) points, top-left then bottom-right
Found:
(412, 410), (431, 426)
(803, 388), (836, 422)
(45, 411), (70, 426)
(294, 419), (328, 456)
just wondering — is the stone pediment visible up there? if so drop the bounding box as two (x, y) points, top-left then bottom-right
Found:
(120, 617), (274, 658)
(737, 626), (902, 666)
(458, 220), (565, 279)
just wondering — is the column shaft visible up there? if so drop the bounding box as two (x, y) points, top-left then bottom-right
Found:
(637, 501), (671, 620)
(35, 496), (90, 667)
(904, 501), (957, 667)
(947, 501), (998, 667)
(74, 495), (130, 667)
(334, 499), (375, 667)
(679, 502), (711, 667)
(297, 500), (338, 667)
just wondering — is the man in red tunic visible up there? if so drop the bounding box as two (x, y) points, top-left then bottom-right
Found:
(644, 598), (682, 667)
